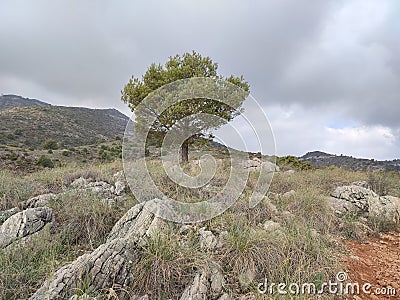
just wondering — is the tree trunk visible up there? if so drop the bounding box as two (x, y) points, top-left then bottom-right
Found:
(181, 140), (189, 163)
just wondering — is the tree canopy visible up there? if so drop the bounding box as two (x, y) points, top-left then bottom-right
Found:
(121, 51), (249, 162)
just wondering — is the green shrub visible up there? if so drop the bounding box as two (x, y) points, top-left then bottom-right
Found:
(42, 139), (59, 150)
(47, 149), (53, 154)
(37, 155), (54, 168)
(62, 150), (70, 157)
(276, 155), (315, 171)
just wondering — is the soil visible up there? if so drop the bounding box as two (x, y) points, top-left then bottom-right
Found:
(343, 229), (400, 299)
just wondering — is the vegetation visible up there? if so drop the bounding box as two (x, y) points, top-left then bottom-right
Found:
(42, 139), (59, 150)
(0, 105), (128, 149)
(1, 149), (398, 299)
(121, 51), (249, 163)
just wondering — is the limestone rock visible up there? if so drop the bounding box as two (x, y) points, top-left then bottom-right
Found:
(113, 171), (126, 196)
(20, 193), (57, 209)
(199, 227), (218, 251)
(263, 220), (281, 232)
(0, 207), (20, 224)
(30, 201), (166, 300)
(0, 206), (53, 248)
(352, 180), (372, 190)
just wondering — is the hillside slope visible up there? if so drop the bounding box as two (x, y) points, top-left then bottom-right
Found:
(0, 97), (128, 148)
(0, 94), (50, 110)
(300, 151), (400, 172)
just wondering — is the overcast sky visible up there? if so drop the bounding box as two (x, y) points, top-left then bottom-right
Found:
(1, 0), (399, 160)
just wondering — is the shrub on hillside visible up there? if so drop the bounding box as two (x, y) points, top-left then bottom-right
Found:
(276, 155), (314, 171)
(42, 139), (59, 150)
(37, 155), (54, 168)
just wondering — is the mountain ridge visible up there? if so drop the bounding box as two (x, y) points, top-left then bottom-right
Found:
(0, 94), (128, 148)
(299, 150), (400, 172)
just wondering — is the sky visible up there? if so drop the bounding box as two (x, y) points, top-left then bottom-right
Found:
(1, 0), (399, 160)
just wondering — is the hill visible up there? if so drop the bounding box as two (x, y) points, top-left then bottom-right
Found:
(0, 94), (50, 110)
(300, 150), (400, 172)
(0, 96), (128, 148)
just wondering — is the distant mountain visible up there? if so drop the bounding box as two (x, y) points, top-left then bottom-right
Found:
(0, 94), (50, 110)
(0, 95), (128, 148)
(299, 151), (400, 172)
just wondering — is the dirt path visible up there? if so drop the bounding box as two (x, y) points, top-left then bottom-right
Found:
(344, 230), (400, 299)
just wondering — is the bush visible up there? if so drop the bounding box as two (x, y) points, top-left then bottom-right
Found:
(37, 155), (54, 168)
(62, 150), (70, 157)
(276, 155), (314, 171)
(42, 139), (59, 150)
(47, 149), (53, 154)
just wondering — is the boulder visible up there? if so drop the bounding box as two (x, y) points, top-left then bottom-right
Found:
(0, 206), (53, 248)
(199, 227), (219, 251)
(180, 262), (224, 300)
(30, 201), (167, 300)
(0, 207), (20, 224)
(328, 185), (400, 227)
(20, 193), (57, 209)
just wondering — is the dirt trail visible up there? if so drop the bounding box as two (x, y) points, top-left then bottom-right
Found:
(344, 229), (400, 299)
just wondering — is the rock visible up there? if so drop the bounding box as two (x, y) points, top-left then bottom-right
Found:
(381, 195), (400, 214)
(199, 227), (218, 251)
(329, 185), (400, 235)
(282, 190), (295, 198)
(261, 161), (280, 172)
(180, 262), (224, 300)
(369, 196), (399, 223)
(20, 193), (57, 209)
(114, 181), (125, 196)
(70, 177), (88, 189)
(329, 185), (399, 221)
(30, 201), (167, 300)
(180, 272), (209, 300)
(263, 220), (281, 231)
(113, 171), (126, 196)
(331, 185), (378, 211)
(243, 159), (280, 172)
(285, 169), (295, 174)
(352, 180), (372, 190)
(0, 207), (20, 224)
(210, 263), (225, 294)
(0, 207), (53, 248)
(243, 159), (261, 169)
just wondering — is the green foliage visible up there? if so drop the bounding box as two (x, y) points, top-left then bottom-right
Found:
(62, 150), (70, 156)
(42, 139), (59, 150)
(276, 155), (315, 171)
(121, 51), (250, 162)
(37, 155), (54, 168)
(47, 149), (53, 154)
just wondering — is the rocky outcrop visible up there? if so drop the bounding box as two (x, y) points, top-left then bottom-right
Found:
(0, 207), (20, 224)
(69, 174), (127, 206)
(30, 201), (167, 300)
(0, 206), (53, 248)
(328, 183), (400, 233)
(20, 193), (57, 209)
(243, 158), (280, 172)
(180, 262), (224, 300)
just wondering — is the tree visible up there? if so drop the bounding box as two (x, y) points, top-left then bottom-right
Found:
(121, 51), (249, 163)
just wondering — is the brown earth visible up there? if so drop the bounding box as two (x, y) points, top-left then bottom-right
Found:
(343, 229), (400, 299)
